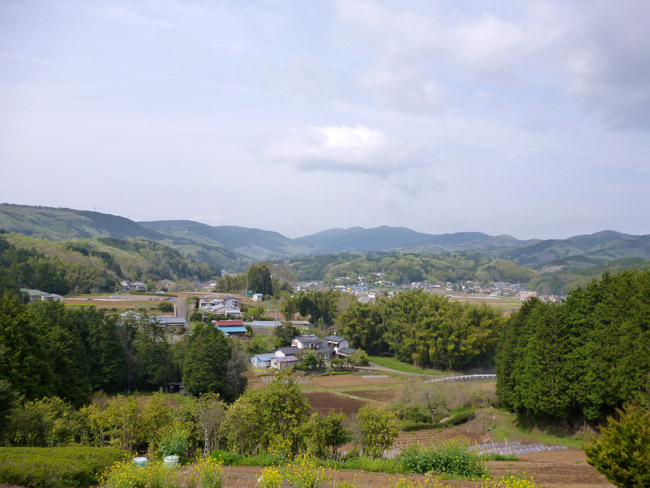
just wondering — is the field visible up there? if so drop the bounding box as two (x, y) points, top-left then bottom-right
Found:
(287, 365), (613, 488)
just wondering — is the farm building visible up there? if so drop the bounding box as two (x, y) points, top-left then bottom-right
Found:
(271, 356), (299, 370)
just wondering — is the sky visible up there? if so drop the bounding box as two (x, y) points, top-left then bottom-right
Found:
(1, 0), (649, 240)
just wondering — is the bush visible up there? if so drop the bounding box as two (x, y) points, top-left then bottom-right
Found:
(585, 403), (650, 487)
(158, 421), (192, 461)
(0, 446), (129, 488)
(400, 440), (486, 478)
(101, 457), (223, 488)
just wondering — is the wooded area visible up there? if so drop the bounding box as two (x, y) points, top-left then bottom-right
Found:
(496, 269), (650, 424)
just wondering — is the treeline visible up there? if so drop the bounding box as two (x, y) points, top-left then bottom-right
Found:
(1, 373), (399, 465)
(0, 233), (218, 294)
(285, 252), (537, 286)
(0, 293), (246, 411)
(496, 269), (650, 425)
(338, 290), (504, 371)
(214, 263), (293, 297)
(0, 292), (177, 407)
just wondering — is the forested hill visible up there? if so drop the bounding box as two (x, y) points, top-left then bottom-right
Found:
(139, 220), (310, 259)
(2, 204), (650, 292)
(0, 204), (247, 271)
(0, 232), (217, 295)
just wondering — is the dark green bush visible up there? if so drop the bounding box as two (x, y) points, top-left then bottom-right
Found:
(0, 446), (129, 488)
(400, 441), (486, 478)
(440, 408), (475, 427)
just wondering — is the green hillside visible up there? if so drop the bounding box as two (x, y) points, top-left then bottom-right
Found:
(0, 204), (247, 271)
(0, 232), (219, 295)
(140, 220), (310, 259)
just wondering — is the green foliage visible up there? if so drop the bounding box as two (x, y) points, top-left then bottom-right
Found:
(273, 321), (301, 348)
(248, 264), (273, 297)
(281, 290), (340, 326)
(496, 269), (650, 424)
(182, 323), (232, 398)
(348, 349), (369, 366)
(0, 446), (128, 488)
(0, 232), (218, 295)
(339, 290), (503, 370)
(158, 421), (192, 461)
(6, 397), (87, 447)
(221, 372), (309, 456)
(356, 405), (399, 459)
(399, 440), (486, 478)
(585, 403), (650, 487)
(82, 394), (174, 453)
(100, 457), (224, 488)
(304, 412), (350, 459)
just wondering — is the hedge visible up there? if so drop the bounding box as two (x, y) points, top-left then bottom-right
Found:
(0, 446), (129, 488)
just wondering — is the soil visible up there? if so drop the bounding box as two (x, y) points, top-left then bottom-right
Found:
(304, 392), (368, 417)
(311, 375), (399, 388)
(486, 449), (614, 488)
(220, 460), (614, 488)
(346, 389), (398, 402)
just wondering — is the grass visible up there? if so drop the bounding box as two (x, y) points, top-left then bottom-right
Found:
(368, 356), (446, 376)
(488, 408), (584, 449)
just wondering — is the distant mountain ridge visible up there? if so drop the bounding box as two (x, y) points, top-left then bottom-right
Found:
(1, 203), (649, 273)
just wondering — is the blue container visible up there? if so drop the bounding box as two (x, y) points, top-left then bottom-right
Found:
(163, 455), (179, 468)
(133, 457), (148, 467)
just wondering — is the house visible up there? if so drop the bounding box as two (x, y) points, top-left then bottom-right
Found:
(252, 293), (264, 302)
(131, 281), (148, 292)
(216, 319), (244, 327)
(271, 356), (299, 370)
(324, 335), (349, 352)
(217, 326), (247, 337)
(251, 353), (276, 368)
(215, 319), (247, 337)
(222, 296), (241, 308)
(275, 346), (301, 357)
(292, 335), (322, 350)
(20, 288), (63, 302)
(336, 347), (357, 359)
(290, 320), (313, 329)
(291, 335), (335, 360)
(155, 316), (187, 334)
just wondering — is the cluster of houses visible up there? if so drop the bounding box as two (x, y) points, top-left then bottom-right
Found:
(120, 280), (148, 292)
(199, 296), (242, 317)
(250, 334), (357, 371)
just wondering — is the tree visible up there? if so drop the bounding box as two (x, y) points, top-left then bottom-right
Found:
(273, 321), (300, 349)
(182, 323), (231, 397)
(196, 393), (226, 456)
(304, 412), (350, 459)
(585, 403), (650, 487)
(259, 371), (310, 455)
(356, 404), (398, 459)
(248, 264), (273, 297)
(0, 291), (54, 401)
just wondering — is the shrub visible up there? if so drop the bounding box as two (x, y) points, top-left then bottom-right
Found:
(585, 403), (650, 487)
(356, 405), (399, 459)
(184, 457), (224, 488)
(400, 440), (486, 478)
(0, 446), (129, 488)
(158, 421), (192, 461)
(101, 457), (223, 488)
(281, 455), (331, 488)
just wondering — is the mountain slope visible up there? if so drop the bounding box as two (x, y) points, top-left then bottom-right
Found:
(295, 226), (438, 254)
(140, 220), (310, 259)
(0, 204), (247, 271)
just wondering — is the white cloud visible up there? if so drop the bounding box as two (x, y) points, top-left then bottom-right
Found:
(263, 124), (432, 174)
